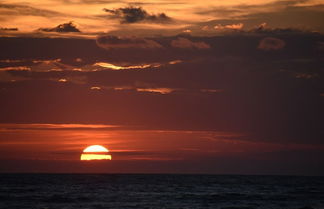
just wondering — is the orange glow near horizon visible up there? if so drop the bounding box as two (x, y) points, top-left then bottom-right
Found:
(1, 123), (324, 173)
(80, 154), (112, 161)
(81, 145), (112, 161)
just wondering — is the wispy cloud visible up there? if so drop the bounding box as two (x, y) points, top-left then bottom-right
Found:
(93, 62), (154, 70)
(0, 123), (121, 130)
(0, 3), (62, 17)
(136, 87), (175, 94)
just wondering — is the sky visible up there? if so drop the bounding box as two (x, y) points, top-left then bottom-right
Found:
(0, 0), (324, 175)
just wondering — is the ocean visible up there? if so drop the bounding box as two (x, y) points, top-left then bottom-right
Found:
(0, 174), (323, 209)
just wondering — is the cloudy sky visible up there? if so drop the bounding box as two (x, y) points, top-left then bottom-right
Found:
(0, 0), (324, 174)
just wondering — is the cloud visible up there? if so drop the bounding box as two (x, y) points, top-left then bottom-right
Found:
(0, 27), (18, 31)
(0, 3), (61, 17)
(214, 23), (244, 30)
(0, 66), (30, 71)
(96, 35), (163, 49)
(0, 71), (27, 82)
(63, 0), (122, 4)
(38, 22), (81, 33)
(93, 62), (158, 70)
(194, 3), (324, 34)
(0, 123), (120, 130)
(136, 87), (176, 94)
(103, 6), (172, 24)
(253, 22), (267, 32)
(249, 24), (310, 35)
(1, 29), (323, 146)
(1, 2), (324, 175)
(171, 37), (211, 49)
(258, 37), (286, 51)
(1, 0), (324, 38)
(58, 78), (67, 82)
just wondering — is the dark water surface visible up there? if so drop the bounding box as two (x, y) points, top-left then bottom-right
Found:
(0, 174), (323, 209)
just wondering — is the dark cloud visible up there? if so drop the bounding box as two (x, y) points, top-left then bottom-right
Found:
(96, 35), (211, 50)
(1, 30), (324, 146)
(63, 0), (122, 4)
(258, 37), (286, 51)
(171, 37), (210, 49)
(0, 27), (18, 31)
(94, 30), (322, 62)
(195, 3), (324, 34)
(242, 5), (324, 31)
(1, 30), (322, 63)
(96, 35), (163, 49)
(96, 35), (210, 51)
(103, 6), (172, 24)
(38, 22), (81, 33)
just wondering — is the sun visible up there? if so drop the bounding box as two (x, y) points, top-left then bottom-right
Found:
(80, 145), (112, 161)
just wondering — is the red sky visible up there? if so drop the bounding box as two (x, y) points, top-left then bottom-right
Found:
(1, 123), (323, 174)
(0, 0), (324, 174)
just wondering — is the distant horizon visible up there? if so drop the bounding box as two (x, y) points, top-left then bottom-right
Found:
(2, 172), (324, 177)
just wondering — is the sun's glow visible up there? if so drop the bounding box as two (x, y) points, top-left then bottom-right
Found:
(83, 145), (109, 152)
(81, 145), (112, 161)
(81, 154), (112, 161)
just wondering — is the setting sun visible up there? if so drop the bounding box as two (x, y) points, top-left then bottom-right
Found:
(80, 145), (112, 161)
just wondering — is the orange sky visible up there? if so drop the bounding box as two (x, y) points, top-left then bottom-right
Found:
(1, 0), (324, 37)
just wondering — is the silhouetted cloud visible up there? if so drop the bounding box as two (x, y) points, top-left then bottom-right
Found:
(63, 0), (122, 4)
(171, 37), (210, 49)
(38, 22), (80, 33)
(249, 24), (311, 35)
(258, 37), (286, 51)
(1, 30), (324, 146)
(0, 27), (18, 31)
(103, 6), (172, 24)
(96, 35), (163, 49)
(97, 35), (212, 51)
(194, 3), (324, 34)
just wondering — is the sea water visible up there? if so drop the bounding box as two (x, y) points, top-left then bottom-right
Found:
(0, 174), (323, 209)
